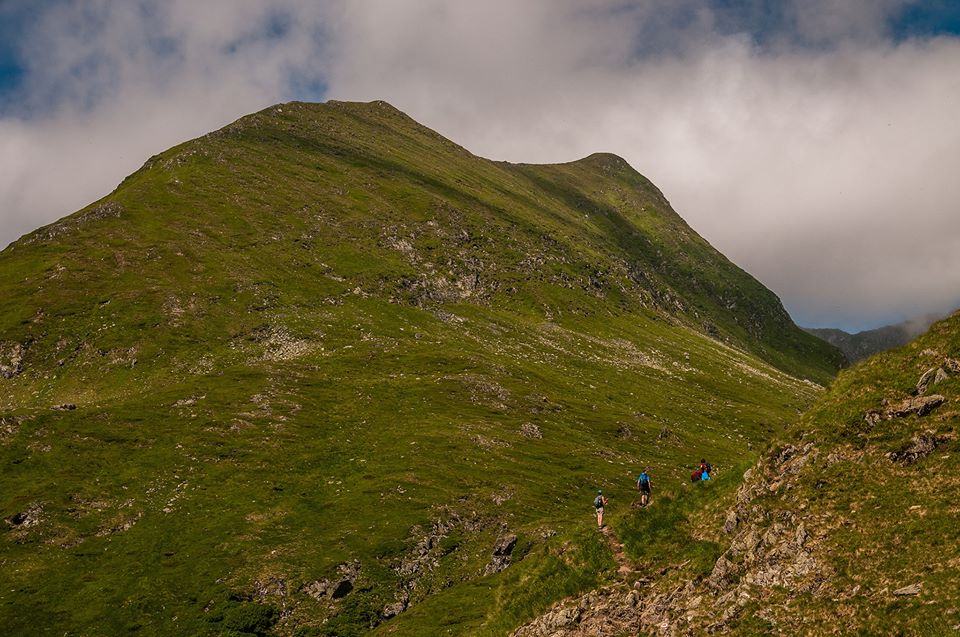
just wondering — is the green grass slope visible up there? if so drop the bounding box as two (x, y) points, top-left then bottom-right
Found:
(603, 310), (960, 636)
(728, 310), (960, 635)
(0, 100), (840, 636)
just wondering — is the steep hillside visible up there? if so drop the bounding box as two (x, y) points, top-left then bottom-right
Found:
(804, 312), (945, 363)
(518, 311), (960, 636)
(0, 100), (840, 636)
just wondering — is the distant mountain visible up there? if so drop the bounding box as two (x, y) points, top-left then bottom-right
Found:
(0, 100), (841, 636)
(803, 313), (946, 363)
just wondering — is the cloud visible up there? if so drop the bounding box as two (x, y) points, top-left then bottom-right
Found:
(322, 0), (960, 330)
(2, 0), (959, 331)
(0, 0), (331, 247)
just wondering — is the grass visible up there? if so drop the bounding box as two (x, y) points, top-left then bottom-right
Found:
(0, 100), (841, 636)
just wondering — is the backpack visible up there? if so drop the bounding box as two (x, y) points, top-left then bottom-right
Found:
(639, 473), (649, 486)
(594, 495), (604, 508)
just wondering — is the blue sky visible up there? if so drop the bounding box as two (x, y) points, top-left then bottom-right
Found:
(1, 0), (960, 332)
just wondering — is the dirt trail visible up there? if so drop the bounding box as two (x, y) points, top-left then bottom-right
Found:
(601, 523), (638, 578)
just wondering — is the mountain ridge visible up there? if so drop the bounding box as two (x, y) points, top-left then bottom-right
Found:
(1, 100), (841, 636)
(804, 312), (947, 364)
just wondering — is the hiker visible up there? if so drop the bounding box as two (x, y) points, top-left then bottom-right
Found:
(594, 490), (608, 528)
(636, 469), (652, 506)
(699, 458), (712, 481)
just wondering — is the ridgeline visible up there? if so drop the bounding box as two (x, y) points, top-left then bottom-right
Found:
(1, 101), (842, 636)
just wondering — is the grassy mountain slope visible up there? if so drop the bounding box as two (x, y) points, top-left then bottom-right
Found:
(708, 309), (960, 635)
(1, 100), (840, 636)
(518, 311), (960, 636)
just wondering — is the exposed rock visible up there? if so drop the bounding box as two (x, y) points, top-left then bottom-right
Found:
(888, 432), (952, 465)
(916, 367), (949, 395)
(485, 533), (518, 575)
(0, 416), (24, 442)
(723, 509), (739, 535)
(51, 403), (77, 411)
(0, 341), (26, 379)
(519, 422), (542, 439)
(388, 513), (496, 620)
(893, 583), (922, 596)
(658, 427), (679, 442)
(6, 503), (43, 528)
(381, 595), (408, 620)
(22, 201), (123, 245)
(302, 561), (360, 601)
(865, 394), (946, 425)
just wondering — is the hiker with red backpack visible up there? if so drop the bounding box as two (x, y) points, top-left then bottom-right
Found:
(690, 458), (713, 482)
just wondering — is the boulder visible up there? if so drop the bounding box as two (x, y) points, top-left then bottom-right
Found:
(916, 367), (949, 395)
(893, 583), (922, 596)
(865, 394), (946, 425)
(887, 432), (951, 465)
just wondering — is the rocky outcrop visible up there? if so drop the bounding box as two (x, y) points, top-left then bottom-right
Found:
(865, 394), (946, 426)
(916, 367), (949, 395)
(519, 422), (543, 439)
(887, 431), (953, 465)
(303, 561), (361, 601)
(0, 341), (26, 379)
(383, 513), (501, 620)
(5, 503), (43, 528)
(21, 201), (124, 245)
(484, 533), (518, 575)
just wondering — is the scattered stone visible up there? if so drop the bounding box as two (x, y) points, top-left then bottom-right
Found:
(6, 503), (43, 528)
(51, 403), (77, 411)
(0, 341), (26, 379)
(1, 415), (24, 442)
(893, 583), (922, 596)
(519, 422), (542, 439)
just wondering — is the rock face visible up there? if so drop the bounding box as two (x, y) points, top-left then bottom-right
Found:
(484, 533), (518, 575)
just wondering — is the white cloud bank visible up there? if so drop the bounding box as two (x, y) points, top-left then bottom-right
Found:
(2, 0), (959, 330)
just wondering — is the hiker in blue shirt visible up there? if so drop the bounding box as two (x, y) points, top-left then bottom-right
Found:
(636, 469), (652, 507)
